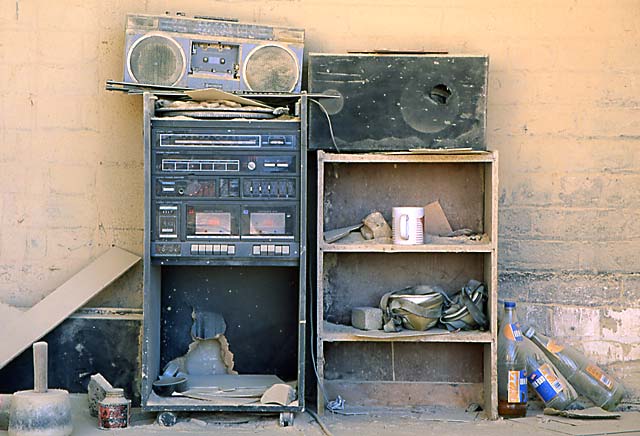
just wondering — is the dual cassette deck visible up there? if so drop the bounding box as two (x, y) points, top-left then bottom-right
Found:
(150, 116), (302, 264)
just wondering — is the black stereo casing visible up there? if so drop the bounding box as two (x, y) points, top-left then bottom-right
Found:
(308, 53), (488, 151)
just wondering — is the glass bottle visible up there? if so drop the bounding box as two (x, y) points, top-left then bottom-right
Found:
(523, 336), (577, 410)
(524, 326), (624, 411)
(497, 301), (527, 417)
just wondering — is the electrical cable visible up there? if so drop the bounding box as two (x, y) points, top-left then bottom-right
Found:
(306, 408), (334, 436)
(307, 234), (367, 416)
(309, 98), (340, 153)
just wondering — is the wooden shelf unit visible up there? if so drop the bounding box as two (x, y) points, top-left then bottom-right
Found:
(315, 151), (498, 419)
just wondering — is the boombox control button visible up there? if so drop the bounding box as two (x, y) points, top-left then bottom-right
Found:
(205, 245), (213, 255)
(227, 245), (236, 255)
(260, 245), (268, 255)
(247, 161), (256, 171)
(213, 244), (221, 254)
(275, 246), (282, 255)
(267, 244), (275, 255)
(282, 245), (290, 255)
(191, 244), (198, 255)
(253, 245), (260, 256)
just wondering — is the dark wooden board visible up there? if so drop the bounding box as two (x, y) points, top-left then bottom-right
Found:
(323, 162), (484, 232)
(324, 342), (482, 383)
(309, 54), (488, 151)
(0, 317), (142, 405)
(160, 266), (299, 380)
(323, 252), (485, 324)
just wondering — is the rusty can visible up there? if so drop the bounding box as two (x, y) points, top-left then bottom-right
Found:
(98, 388), (130, 429)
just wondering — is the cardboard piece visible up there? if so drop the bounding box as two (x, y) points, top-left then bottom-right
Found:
(260, 384), (296, 406)
(424, 201), (453, 236)
(0, 247), (141, 370)
(545, 407), (621, 420)
(185, 88), (272, 108)
(324, 223), (363, 243)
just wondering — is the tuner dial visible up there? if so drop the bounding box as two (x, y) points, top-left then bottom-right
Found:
(247, 161), (257, 171)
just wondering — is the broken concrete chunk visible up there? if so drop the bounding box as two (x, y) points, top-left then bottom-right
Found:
(351, 307), (383, 331)
(361, 212), (392, 240)
(88, 373), (114, 417)
(0, 394), (11, 431)
(260, 384), (296, 406)
(424, 201), (453, 236)
(166, 335), (237, 379)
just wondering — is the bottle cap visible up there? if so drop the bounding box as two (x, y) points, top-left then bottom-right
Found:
(504, 301), (516, 308)
(523, 326), (535, 338)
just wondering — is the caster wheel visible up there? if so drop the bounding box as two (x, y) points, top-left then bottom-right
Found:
(157, 411), (178, 427)
(279, 411), (294, 427)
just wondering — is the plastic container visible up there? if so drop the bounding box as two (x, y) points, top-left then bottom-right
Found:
(523, 337), (577, 410)
(524, 326), (624, 411)
(497, 301), (527, 418)
(98, 388), (130, 430)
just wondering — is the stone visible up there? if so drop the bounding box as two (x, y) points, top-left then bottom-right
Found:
(88, 373), (113, 418)
(360, 212), (391, 240)
(351, 307), (383, 331)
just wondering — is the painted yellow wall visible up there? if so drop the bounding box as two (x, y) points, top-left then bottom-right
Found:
(1, 0), (639, 394)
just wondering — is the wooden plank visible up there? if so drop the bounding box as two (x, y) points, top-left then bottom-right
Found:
(316, 151), (326, 414)
(1, 247), (141, 369)
(324, 380), (483, 408)
(322, 321), (492, 343)
(321, 242), (493, 253)
(322, 152), (495, 163)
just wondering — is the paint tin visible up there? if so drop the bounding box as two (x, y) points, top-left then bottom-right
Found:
(98, 388), (130, 429)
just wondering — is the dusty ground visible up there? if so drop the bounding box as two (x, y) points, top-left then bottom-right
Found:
(1, 395), (639, 435)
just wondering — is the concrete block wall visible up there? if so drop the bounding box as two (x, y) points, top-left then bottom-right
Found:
(0, 0), (638, 398)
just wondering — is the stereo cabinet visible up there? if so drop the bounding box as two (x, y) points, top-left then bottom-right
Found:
(141, 93), (307, 427)
(315, 151), (498, 419)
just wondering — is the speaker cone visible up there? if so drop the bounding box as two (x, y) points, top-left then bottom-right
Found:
(244, 45), (299, 92)
(128, 34), (185, 86)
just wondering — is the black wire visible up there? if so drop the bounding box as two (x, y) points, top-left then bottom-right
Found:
(309, 98), (340, 153)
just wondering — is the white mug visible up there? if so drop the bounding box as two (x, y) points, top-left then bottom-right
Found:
(392, 207), (424, 245)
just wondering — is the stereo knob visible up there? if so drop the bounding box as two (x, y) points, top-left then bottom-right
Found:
(247, 161), (256, 171)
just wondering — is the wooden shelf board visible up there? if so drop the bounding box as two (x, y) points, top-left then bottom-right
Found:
(321, 242), (493, 253)
(320, 151), (496, 164)
(322, 321), (492, 343)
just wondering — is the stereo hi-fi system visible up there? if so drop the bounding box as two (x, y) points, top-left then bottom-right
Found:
(124, 13), (304, 92)
(150, 117), (302, 264)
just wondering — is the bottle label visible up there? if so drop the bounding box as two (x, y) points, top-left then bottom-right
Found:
(528, 363), (564, 403)
(504, 323), (523, 342)
(545, 339), (565, 354)
(508, 370), (528, 403)
(585, 364), (614, 390)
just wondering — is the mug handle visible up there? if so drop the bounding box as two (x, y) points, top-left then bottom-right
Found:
(400, 214), (409, 240)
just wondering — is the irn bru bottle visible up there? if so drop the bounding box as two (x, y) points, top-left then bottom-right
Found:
(497, 301), (527, 417)
(524, 326), (624, 411)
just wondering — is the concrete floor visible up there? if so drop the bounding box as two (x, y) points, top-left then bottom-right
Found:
(2, 395), (639, 436)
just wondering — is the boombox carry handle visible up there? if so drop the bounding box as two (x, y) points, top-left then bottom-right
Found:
(194, 16), (239, 23)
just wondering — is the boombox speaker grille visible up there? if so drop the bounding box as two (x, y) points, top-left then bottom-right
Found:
(128, 34), (185, 86)
(244, 45), (299, 92)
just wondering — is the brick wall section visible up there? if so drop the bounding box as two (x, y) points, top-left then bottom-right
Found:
(0, 1), (638, 397)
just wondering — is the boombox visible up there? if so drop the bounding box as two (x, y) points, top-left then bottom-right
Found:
(123, 14), (304, 93)
(308, 53), (489, 151)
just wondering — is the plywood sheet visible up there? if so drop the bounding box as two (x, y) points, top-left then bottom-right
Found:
(0, 247), (141, 369)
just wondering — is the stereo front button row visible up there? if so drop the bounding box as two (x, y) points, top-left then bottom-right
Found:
(252, 244), (291, 256)
(190, 244), (235, 255)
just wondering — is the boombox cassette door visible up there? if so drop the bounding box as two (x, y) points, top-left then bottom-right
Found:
(308, 53), (489, 151)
